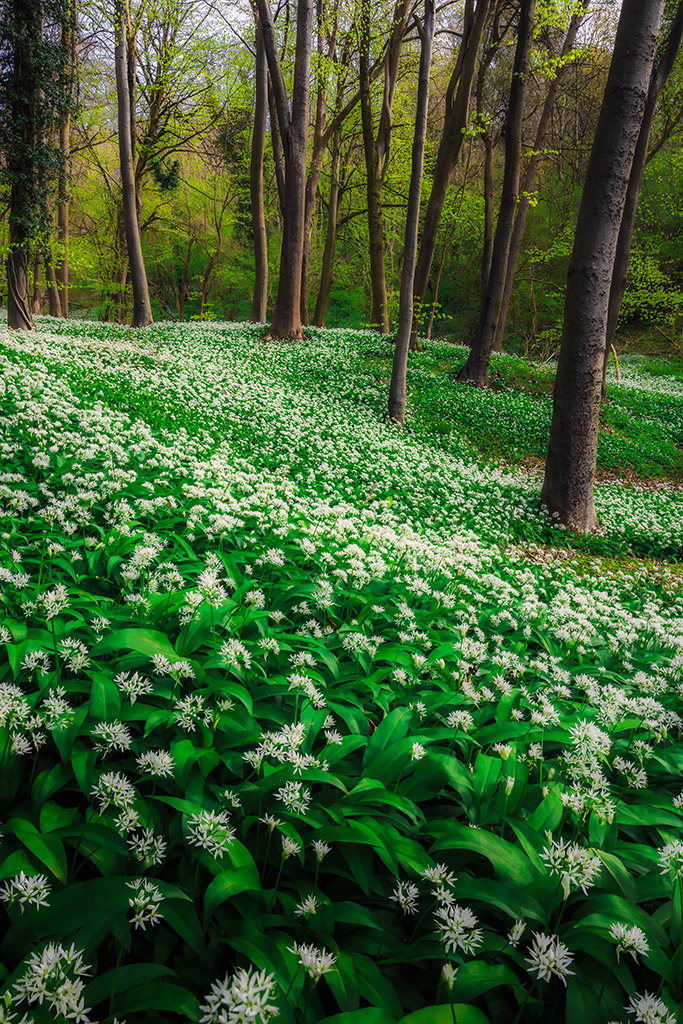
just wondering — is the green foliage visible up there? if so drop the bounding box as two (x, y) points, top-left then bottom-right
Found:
(2, 320), (683, 1024)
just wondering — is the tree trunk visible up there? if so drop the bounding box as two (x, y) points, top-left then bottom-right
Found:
(494, 2), (591, 352)
(541, 0), (665, 531)
(601, 0), (683, 393)
(459, 0), (537, 386)
(114, 0), (153, 328)
(250, 15), (269, 323)
(388, 0), (435, 425)
(478, 69), (495, 289)
(411, 0), (491, 343)
(32, 254), (43, 315)
(256, 0), (314, 340)
(312, 128), (342, 327)
(359, 0), (388, 332)
(56, 7), (76, 318)
(45, 251), (62, 317)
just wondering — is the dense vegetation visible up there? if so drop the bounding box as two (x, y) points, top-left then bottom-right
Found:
(1, 318), (683, 1024)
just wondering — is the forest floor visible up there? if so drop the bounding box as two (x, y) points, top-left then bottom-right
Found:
(1, 317), (682, 1024)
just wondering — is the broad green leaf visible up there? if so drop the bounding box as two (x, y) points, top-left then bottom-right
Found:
(400, 1005), (490, 1024)
(431, 824), (537, 886)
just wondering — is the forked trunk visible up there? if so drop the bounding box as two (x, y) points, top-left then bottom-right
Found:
(541, 0), (666, 531)
(7, 250), (33, 330)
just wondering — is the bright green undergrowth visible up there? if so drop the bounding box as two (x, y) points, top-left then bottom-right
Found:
(1, 319), (683, 1024)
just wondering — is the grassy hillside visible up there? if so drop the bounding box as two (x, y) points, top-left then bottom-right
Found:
(0, 319), (682, 1024)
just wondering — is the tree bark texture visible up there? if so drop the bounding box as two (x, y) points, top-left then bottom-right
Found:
(541, 0), (666, 532)
(114, 0), (153, 328)
(494, 1), (591, 352)
(388, 0), (435, 425)
(45, 252), (62, 317)
(256, 0), (314, 340)
(32, 255), (43, 315)
(602, 0), (683, 390)
(56, 8), (77, 318)
(312, 128), (342, 327)
(250, 14), (269, 323)
(411, 0), (491, 340)
(459, 0), (537, 385)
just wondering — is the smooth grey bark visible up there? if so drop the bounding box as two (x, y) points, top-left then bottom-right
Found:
(256, 0), (314, 340)
(494, 1), (591, 352)
(114, 0), (153, 327)
(32, 255), (43, 315)
(602, 0), (683, 391)
(459, 0), (537, 385)
(56, 8), (76, 318)
(541, 0), (666, 531)
(45, 252), (62, 317)
(250, 15), (269, 323)
(388, 0), (435, 424)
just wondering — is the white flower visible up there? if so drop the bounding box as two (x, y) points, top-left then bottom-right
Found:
(127, 828), (167, 867)
(390, 880), (419, 915)
(0, 872), (51, 912)
(288, 943), (337, 981)
(200, 966), (279, 1024)
(91, 720), (132, 754)
(276, 780), (312, 815)
(91, 771), (136, 812)
(312, 840), (331, 862)
(295, 894), (320, 916)
(525, 932), (574, 985)
(281, 836), (301, 860)
(540, 834), (601, 899)
(507, 920), (526, 946)
(658, 839), (683, 880)
(609, 923), (649, 961)
(127, 878), (164, 930)
(186, 810), (235, 859)
(410, 742), (427, 761)
(434, 904), (483, 955)
(625, 991), (676, 1024)
(13, 942), (91, 1022)
(441, 963), (457, 990)
(136, 750), (175, 778)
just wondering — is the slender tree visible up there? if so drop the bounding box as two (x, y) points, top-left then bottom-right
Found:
(601, 0), (683, 389)
(541, 0), (666, 531)
(459, 0), (537, 385)
(410, 0), (492, 345)
(493, 0), (591, 352)
(359, 0), (410, 332)
(250, 9), (269, 323)
(56, 0), (77, 317)
(388, 0), (435, 425)
(114, 0), (153, 327)
(255, 0), (314, 340)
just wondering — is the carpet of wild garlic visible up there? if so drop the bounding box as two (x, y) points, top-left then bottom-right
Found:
(1, 320), (683, 1024)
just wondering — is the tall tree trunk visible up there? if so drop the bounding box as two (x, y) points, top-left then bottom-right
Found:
(267, 82), (286, 215)
(45, 251), (62, 317)
(32, 255), (43, 315)
(477, 69), (495, 289)
(494, 2), (591, 352)
(256, 0), (314, 340)
(602, 0), (683, 393)
(411, 0), (491, 343)
(250, 14), (269, 323)
(541, 0), (665, 532)
(56, 7), (76, 318)
(312, 128), (342, 327)
(388, 0), (435, 425)
(459, 0), (537, 385)
(359, 0), (410, 332)
(6, 0), (39, 331)
(114, 0), (153, 328)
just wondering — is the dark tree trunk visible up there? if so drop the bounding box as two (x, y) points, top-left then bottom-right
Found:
(541, 0), (665, 532)
(494, 2), (591, 352)
(56, 9), (76, 318)
(312, 128), (342, 327)
(256, 0), (314, 340)
(411, 0), (491, 343)
(601, 0), (683, 394)
(32, 255), (43, 315)
(114, 0), (153, 328)
(388, 0), (435, 425)
(250, 15), (269, 323)
(6, 0), (39, 331)
(359, 0), (410, 333)
(45, 251), (62, 317)
(459, 0), (537, 385)
(267, 82), (286, 215)
(477, 70), (494, 289)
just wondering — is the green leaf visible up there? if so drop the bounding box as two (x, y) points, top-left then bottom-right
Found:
(93, 628), (177, 660)
(8, 819), (68, 884)
(400, 1005), (491, 1024)
(204, 868), (262, 923)
(431, 824), (537, 886)
(85, 964), (177, 1009)
(319, 1011), (395, 1024)
(89, 671), (121, 719)
(114, 982), (199, 1017)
